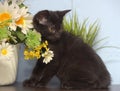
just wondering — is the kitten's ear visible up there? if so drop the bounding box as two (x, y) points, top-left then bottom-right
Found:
(37, 10), (49, 25)
(58, 10), (71, 18)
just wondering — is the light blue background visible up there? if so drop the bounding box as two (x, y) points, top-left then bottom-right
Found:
(17, 0), (120, 85)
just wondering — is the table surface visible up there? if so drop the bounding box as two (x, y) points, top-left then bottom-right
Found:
(0, 83), (120, 91)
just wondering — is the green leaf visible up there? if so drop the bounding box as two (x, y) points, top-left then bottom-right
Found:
(25, 30), (41, 49)
(16, 30), (26, 42)
(93, 36), (109, 47)
(63, 12), (106, 51)
(0, 27), (9, 40)
(95, 46), (120, 51)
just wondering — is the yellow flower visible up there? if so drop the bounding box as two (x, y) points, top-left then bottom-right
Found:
(45, 41), (48, 45)
(24, 50), (30, 60)
(41, 41), (49, 51)
(24, 49), (40, 60)
(24, 50), (31, 60)
(35, 51), (40, 59)
(29, 51), (34, 57)
(24, 50), (29, 55)
(24, 41), (53, 61)
(35, 45), (42, 51)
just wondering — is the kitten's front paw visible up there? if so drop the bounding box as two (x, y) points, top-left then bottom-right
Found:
(36, 83), (46, 88)
(61, 83), (73, 89)
(23, 79), (37, 87)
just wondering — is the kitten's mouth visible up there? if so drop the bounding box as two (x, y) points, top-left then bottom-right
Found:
(45, 33), (61, 43)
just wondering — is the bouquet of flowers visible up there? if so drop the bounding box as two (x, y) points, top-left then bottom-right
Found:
(0, 0), (54, 64)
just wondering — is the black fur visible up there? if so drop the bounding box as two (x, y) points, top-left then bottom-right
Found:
(23, 10), (111, 89)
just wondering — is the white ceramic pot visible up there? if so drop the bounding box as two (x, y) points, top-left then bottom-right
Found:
(0, 44), (19, 85)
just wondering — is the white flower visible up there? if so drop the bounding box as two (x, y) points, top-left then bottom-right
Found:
(17, 0), (25, 5)
(15, 7), (33, 34)
(42, 49), (54, 64)
(0, 1), (33, 34)
(0, 1), (19, 27)
(5, 0), (25, 5)
(0, 42), (14, 60)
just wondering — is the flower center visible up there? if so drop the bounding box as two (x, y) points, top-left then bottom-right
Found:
(1, 49), (8, 55)
(0, 12), (11, 22)
(16, 17), (25, 25)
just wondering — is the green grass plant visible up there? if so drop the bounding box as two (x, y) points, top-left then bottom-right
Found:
(63, 13), (103, 50)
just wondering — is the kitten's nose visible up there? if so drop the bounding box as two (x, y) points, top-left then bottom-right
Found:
(49, 25), (56, 33)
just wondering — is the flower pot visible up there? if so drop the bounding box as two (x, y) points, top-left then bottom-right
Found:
(0, 44), (19, 85)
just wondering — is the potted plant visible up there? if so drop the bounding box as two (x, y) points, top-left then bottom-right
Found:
(0, 0), (54, 85)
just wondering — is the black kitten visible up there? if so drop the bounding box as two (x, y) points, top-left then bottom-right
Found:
(23, 10), (111, 89)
